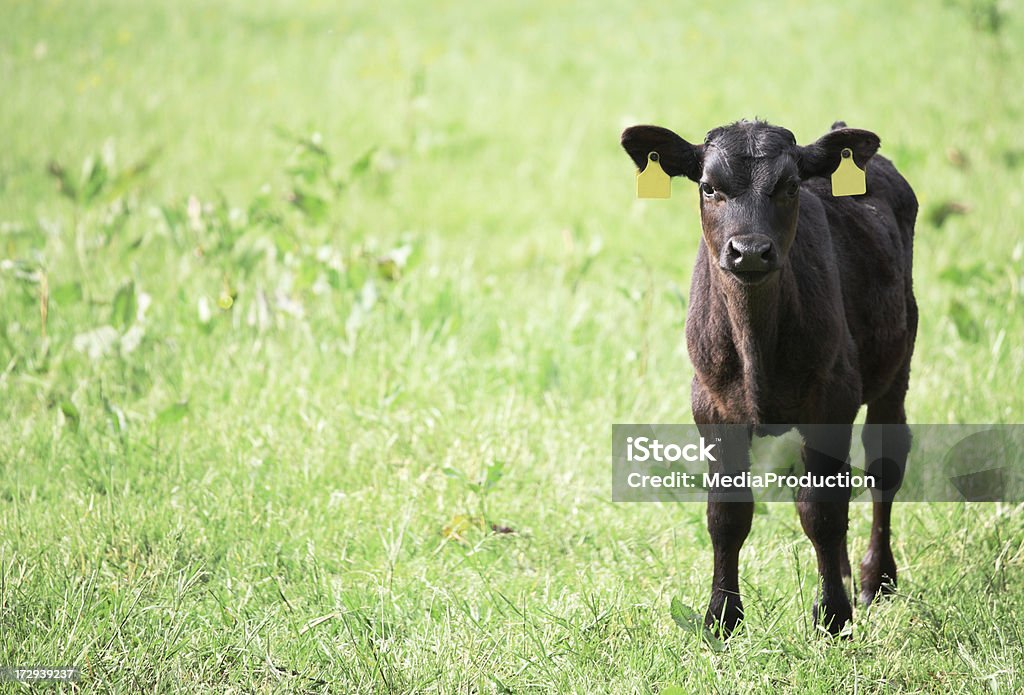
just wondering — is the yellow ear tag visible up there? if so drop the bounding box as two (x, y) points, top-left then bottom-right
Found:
(636, 151), (671, 199)
(831, 147), (866, 197)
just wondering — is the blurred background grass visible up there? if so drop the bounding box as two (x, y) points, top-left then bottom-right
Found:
(1, 0), (1023, 691)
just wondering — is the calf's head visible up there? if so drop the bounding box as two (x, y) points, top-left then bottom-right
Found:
(621, 120), (879, 286)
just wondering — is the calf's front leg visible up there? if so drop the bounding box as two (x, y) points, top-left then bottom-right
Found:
(796, 424), (854, 636)
(701, 426), (753, 638)
(705, 490), (753, 637)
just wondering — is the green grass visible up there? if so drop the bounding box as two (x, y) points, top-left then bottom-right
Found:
(2, 0), (1024, 691)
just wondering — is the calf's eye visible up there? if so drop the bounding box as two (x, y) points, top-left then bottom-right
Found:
(787, 181), (800, 197)
(700, 182), (715, 196)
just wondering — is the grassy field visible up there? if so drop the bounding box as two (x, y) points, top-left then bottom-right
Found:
(2, 0), (1024, 691)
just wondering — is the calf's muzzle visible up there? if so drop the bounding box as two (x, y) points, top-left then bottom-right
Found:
(720, 234), (778, 281)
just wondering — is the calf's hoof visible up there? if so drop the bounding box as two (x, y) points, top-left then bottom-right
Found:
(813, 595), (853, 637)
(859, 548), (898, 607)
(704, 592), (744, 639)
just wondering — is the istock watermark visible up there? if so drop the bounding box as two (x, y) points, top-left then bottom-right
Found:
(625, 436), (718, 462)
(612, 424), (1024, 502)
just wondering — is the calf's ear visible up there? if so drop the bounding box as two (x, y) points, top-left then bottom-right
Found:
(620, 125), (703, 182)
(797, 127), (880, 180)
